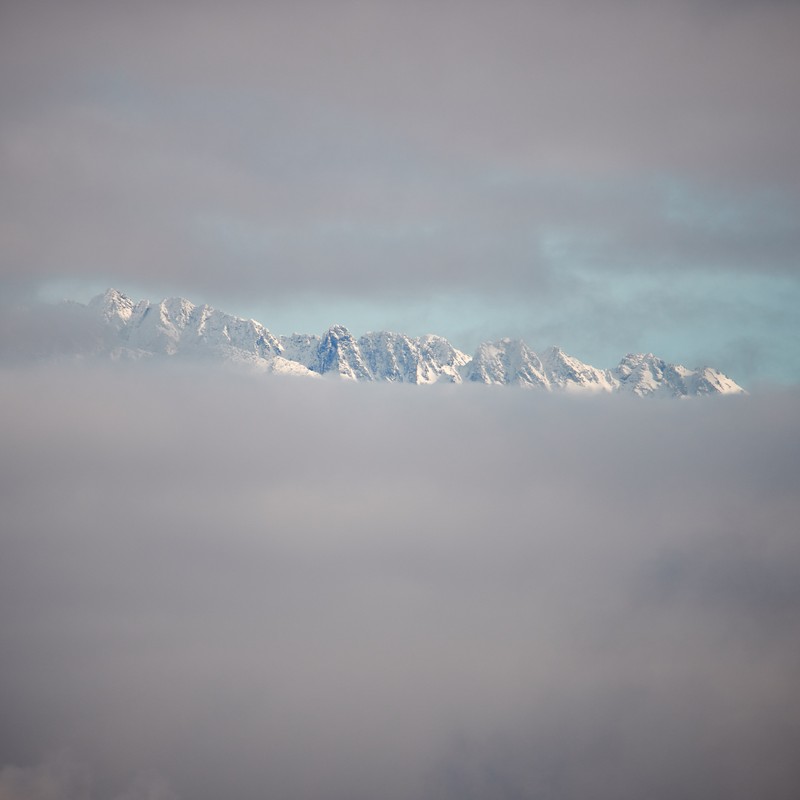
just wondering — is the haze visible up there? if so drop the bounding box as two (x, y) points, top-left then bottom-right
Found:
(2, 1), (799, 796)
(1, 363), (799, 799)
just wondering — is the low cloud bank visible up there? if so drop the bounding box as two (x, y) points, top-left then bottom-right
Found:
(1, 364), (799, 799)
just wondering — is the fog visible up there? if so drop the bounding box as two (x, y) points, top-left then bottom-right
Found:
(1, 363), (799, 799)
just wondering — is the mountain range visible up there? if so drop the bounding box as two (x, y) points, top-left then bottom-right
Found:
(72, 289), (744, 397)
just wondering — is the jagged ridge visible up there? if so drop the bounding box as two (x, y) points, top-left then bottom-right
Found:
(80, 289), (745, 396)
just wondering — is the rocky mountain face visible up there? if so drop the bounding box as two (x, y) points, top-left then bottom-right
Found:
(77, 289), (745, 396)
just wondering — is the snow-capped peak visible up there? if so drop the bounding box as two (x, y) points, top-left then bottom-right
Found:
(540, 345), (617, 393)
(314, 325), (372, 380)
(463, 338), (549, 387)
(87, 288), (135, 327)
(76, 289), (745, 396)
(611, 352), (745, 397)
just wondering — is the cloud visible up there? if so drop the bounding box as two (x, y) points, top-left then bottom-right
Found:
(2, 0), (800, 297)
(0, 301), (108, 364)
(0, 752), (92, 800)
(0, 752), (177, 800)
(1, 362), (799, 799)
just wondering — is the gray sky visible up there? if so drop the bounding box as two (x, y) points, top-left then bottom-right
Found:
(1, 0), (799, 383)
(2, 364), (800, 799)
(3, 8), (799, 794)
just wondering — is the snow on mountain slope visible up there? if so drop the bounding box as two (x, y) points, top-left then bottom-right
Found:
(463, 338), (549, 387)
(359, 330), (422, 383)
(87, 287), (134, 329)
(279, 333), (322, 369)
(417, 335), (472, 383)
(79, 289), (745, 395)
(541, 346), (618, 393)
(462, 340), (621, 392)
(314, 325), (373, 380)
(687, 367), (745, 396)
(611, 353), (743, 398)
(86, 289), (308, 376)
(359, 331), (469, 383)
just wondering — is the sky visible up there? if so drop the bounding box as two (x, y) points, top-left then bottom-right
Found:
(2, 363), (800, 800)
(1, 0), (799, 385)
(2, 5), (800, 797)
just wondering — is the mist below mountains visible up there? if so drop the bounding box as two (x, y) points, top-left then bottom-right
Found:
(1, 361), (797, 800)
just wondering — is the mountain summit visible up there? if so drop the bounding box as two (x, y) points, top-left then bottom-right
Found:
(76, 289), (744, 396)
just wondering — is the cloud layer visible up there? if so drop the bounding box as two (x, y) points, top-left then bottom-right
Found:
(2, 363), (799, 799)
